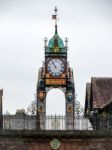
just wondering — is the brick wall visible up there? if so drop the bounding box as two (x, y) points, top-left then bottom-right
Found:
(0, 139), (27, 150)
(27, 140), (112, 150)
(0, 130), (112, 150)
(0, 137), (111, 150)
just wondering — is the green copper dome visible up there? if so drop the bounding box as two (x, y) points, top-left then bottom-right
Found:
(48, 33), (64, 49)
(45, 25), (67, 53)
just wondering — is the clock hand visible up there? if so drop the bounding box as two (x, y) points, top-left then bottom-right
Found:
(52, 62), (57, 68)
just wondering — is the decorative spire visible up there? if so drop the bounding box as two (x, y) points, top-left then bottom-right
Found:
(44, 37), (48, 48)
(52, 6), (58, 34)
(65, 37), (68, 48)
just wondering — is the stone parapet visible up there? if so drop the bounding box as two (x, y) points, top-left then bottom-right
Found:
(0, 130), (112, 138)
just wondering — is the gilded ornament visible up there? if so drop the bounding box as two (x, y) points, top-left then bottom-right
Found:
(67, 105), (73, 113)
(50, 138), (61, 150)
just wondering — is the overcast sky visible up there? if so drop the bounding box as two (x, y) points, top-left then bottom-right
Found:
(0, 0), (112, 114)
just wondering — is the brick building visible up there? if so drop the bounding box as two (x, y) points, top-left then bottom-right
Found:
(85, 77), (112, 115)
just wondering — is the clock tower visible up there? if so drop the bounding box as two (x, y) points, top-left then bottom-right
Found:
(36, 7), (75, 129)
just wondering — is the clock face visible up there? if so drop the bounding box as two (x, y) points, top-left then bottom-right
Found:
(47, 58), (65, 76)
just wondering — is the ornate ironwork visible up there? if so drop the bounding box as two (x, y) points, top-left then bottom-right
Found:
(27, 98), (84, 116)
(26, 7), (85, 130)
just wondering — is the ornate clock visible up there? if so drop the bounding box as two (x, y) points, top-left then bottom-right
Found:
(47, 58), (65, 77)
(36, 7), (75, 130)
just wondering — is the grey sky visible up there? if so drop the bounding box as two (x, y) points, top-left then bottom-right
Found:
(0, 0), (112, 114)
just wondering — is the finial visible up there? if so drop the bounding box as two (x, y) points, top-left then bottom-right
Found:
(52, 6), (58, 34)
(65, 37), (68, 48)
(44, 37), (48, 48)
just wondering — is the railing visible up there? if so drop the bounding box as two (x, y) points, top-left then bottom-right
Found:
(1, 114), (112, 130)
(45, 115), (66, 130)
(90, 115), (112, 130)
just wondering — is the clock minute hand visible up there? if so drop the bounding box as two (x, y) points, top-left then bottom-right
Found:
(52, 62), (57, 68)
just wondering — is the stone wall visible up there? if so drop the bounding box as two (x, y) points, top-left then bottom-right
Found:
(3, 115), (36, 130)
(0, 130), (112, 150)
(3, 114), (92, 130)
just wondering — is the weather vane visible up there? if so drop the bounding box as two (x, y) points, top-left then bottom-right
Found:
(52, 6), (58, 33)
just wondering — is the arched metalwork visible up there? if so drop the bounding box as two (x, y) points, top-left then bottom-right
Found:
(27, 98), (84, 116)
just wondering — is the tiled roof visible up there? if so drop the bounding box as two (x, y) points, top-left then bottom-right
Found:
(100, 99), (112, 109)
(91, 77), (112, 108)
